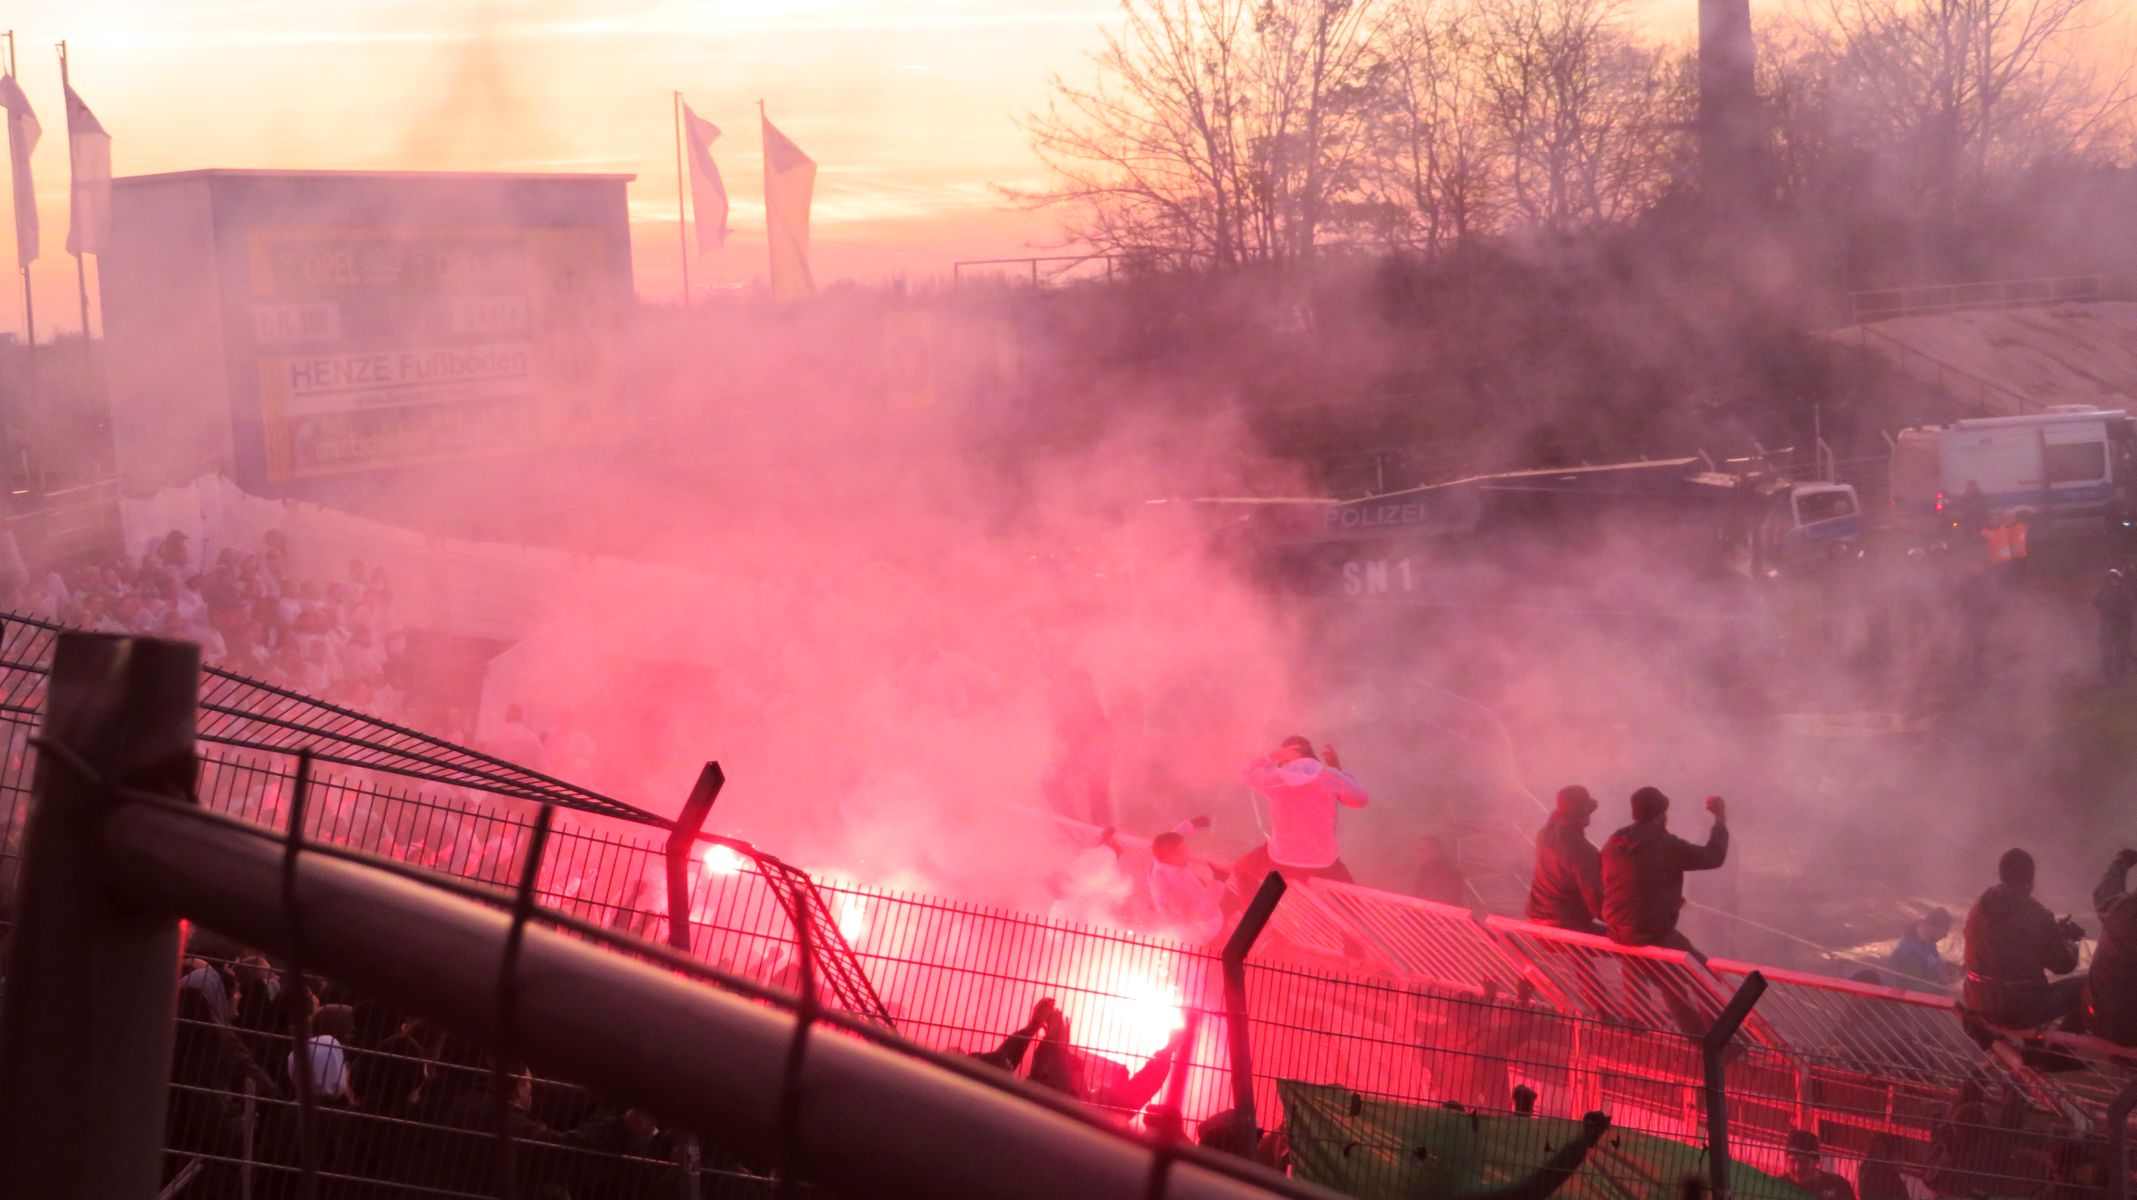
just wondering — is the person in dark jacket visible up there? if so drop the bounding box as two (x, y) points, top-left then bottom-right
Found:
(1600, 788), (1728, 954)
(1963, 848), (2086, 1031)
(1528, 786), (1604, 933)
(2084, 849), (2137, 1046)
(1784, 1130), (1857, 1200)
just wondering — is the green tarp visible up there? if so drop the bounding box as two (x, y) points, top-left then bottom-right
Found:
(1276, 1080), (1812, 1200)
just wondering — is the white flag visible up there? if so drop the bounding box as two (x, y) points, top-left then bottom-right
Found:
(761, 115), (816, 301)
(65, 84), (111, 257)
(681, 103), (728, 254)
(0, 74), (39, 268)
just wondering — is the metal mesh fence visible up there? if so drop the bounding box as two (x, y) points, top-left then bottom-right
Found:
(1, 614), (2133, 1198)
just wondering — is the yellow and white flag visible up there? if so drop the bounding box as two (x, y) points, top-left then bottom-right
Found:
(0, 74), (39, 267)
(681, 102), (727, 254)
(760, 115), (816, 300)
(64, 84), (111, 257)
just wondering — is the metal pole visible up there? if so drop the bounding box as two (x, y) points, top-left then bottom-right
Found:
(101, 801), (1342, 1200)
(59, 41), (92, 344)
(241, 1079), (257, 1200)
(663, 761), (722, 1200)
(2108, 1077), (2137, 1200)
(1700, 970), (1768, 1200)
(0, 632), (201, 1200)
(3, 31), (25, 503)
(1221, 873), (1287, 1134)
(663, 761), (725, 954)
(673, 92), (691, 307)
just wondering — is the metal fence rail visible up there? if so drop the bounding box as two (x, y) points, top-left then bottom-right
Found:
(0, 625), (2128, 1199)
(0, 612), (651, 819)
(1848, 274), (2106, 322)
(1296, 881), (1529, 1000)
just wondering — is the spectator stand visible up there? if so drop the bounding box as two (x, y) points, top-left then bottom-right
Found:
(1477, 916), (1790, 1142)
(1990, 1029), (2137, 1134)
(1284, 878), (1532, 1003)
(1256, 877), (1364, 965)
(0, 615), (2125, 1200)
(1481, 916), (1766, 1042)
(1702, 959), (2033, 1178)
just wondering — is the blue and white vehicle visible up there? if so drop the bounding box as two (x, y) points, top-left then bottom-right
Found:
(1890, 406), (2134, 531)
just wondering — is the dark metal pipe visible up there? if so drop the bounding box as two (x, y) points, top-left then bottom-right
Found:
(0, 633), (200, 1200)
(1221, 873), (1288, 1136)
(102, 799), (1342, 1200)
(663, 762), (725, 954)
(1701, 970), (1768, 1200)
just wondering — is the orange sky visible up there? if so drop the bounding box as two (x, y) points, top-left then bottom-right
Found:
(4, 0), (1687, 339)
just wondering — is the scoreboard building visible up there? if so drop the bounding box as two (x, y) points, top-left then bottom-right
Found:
(99, 169), (635, 496)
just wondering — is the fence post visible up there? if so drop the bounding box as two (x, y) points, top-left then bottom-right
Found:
(663, 761), (726, 955)
(2109, 1077), (2137, 1200)
(1221, 873), (1287, 1136)
(242, 1079), (257, 1200)
(0, 632), (200, 1200)
(664, 761), (722, 1200)
(1700, 970), (1768, 1200)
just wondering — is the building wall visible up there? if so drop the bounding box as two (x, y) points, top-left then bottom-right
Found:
(100, 176), (234, 493)
(102, 171), (635, 499)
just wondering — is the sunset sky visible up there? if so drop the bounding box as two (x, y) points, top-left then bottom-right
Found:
(6, 0), (1683, 338)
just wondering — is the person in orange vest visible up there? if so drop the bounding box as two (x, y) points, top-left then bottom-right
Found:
(1981, 511), (2030, 567)
(1980, 513), (2014, 564)
(2005, 510), (2030, 567)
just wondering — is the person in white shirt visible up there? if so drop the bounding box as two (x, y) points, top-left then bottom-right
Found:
(487, 704), (549, 771)
(1147, 817), (1225, 946)
(289, 1004), (357, 1104)
(1229, 736), (1369, 909)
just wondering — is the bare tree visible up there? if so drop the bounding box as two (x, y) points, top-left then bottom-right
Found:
(1468, 0), (1691, 233)
(1364, 0), (1506, 247)
(1789, 0), (2136, 214)
(1018, 0), (1389, 266)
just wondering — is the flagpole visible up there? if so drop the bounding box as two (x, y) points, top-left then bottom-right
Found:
(5, 31), (30, 354)
(765, 98), (773, 294)
(673, 92), (690, 307)
(3, 28), (23, 503)
(58, 41), (89, 343)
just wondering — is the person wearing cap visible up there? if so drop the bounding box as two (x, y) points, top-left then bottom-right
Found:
(1528, 785), (1605, 934)
(1784, 1130), (1857, 1200)
(2095, 568), (2134, 684)
(1600, 787), (1728, 955)
(2086, 848), (2137, 1046)
(1962, 848), (2086, 1032)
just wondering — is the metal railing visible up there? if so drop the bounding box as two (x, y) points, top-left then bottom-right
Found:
(0, 622), (2130, 1197)
(0, 633), (1337, 1200)
(1849, 274), (2106, 322)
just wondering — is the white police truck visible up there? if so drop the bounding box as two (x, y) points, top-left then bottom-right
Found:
(1890, 406), (2134, 532)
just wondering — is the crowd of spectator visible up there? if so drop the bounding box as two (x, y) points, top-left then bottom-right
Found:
(172, 932), (729, 1200)
(14, 529), (413, 721)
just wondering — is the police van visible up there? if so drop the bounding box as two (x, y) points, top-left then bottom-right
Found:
(1166, 457), (1862, 614)
(1889, 406), (2134, 531)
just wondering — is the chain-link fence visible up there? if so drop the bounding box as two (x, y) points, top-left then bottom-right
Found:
(0, 615), (2131, 1199)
